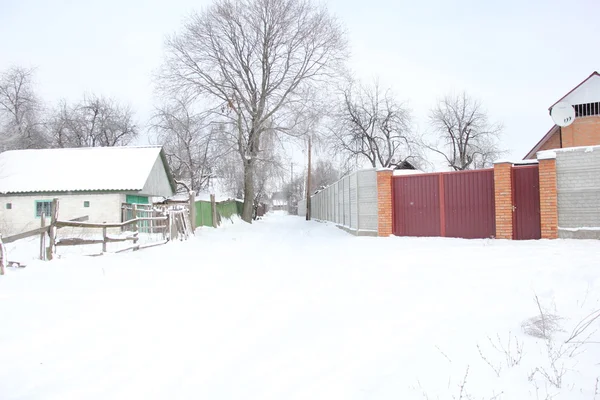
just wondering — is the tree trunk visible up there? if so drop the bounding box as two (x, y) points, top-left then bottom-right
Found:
(241, 158), (255, 223)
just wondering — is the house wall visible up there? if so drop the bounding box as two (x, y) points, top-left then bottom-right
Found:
(561, 116), (600, 148)
(536, 130), (562, 154)
(0, 193), (125, 237)
(555, 146), (600, 239)
(140, 156), (174, 198)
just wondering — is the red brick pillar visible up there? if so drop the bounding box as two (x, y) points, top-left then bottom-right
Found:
(377, 169), (393, 237)
(494, 162), (513, 239)
(538, 157), (558, 239)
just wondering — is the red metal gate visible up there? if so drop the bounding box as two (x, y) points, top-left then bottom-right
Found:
(393, 169), (495, 239)
(512, 165), (541, 240)
(393, 174), (440, 237)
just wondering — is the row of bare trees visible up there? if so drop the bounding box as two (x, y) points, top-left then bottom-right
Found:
(0, 66), (139, 152)
(328, 79), (505, 172)
(1, 0), (507, 224)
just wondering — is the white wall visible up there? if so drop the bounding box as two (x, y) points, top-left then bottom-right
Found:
(298, 169), (378, 236)
(556, 145), (600, 239)
(0, 193), (125, 237)
(141, 155), (174, 198)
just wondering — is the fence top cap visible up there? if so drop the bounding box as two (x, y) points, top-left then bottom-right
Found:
(546, 144), (600, 155)
(536, 150), (557, 160)
(494, 159), (539, 165)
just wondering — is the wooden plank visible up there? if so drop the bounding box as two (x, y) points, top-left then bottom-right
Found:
(211, 194), (217, 228)
(132, 205), (139, 245)
(3, 226), (51, 244)
(69, 215), (89, 222)
(0, 236), (6, 275)
(56, 217), (167, 229)
(115, 244), (140, 254)
(56, 238), (105, 246)
(139, 240), (168, 250)
(48, 198), (59, 260)
(189, 191), (196, 231)
(39, 212), (46, 260)
(102, 225), (107, 253)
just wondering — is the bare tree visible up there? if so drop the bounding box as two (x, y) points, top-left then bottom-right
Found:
(49, 94), (138, 148)
(310, 159), (340, 192)
(426, 92), (504, 171)
(151, 97), (227, 193)
(330, 79), (421, 169)
(0, 66), (48, 150)
(159, 0), (347, 222)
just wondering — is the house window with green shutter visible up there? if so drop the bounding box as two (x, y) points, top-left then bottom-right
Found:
(35, 200), (52, 217)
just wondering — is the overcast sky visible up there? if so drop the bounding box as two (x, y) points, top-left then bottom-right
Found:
(1, 0), (599, 167)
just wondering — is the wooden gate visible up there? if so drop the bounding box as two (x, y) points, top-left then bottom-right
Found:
(512, 165), (541, 240)
(393, 169), (495, 239)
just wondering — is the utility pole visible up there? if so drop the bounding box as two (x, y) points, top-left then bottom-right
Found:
(289, 162), (294, 214)
(306, 134), (312, 221)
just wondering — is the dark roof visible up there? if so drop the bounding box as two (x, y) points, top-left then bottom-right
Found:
(393, 160), (417, 170)
(549, 71), (600, 110)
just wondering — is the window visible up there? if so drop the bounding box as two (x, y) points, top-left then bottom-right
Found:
(574, 102), (600, 117)
(6, 203), (12, 210)
(84, 201), (90, 208)
(35, 200), (52, 217)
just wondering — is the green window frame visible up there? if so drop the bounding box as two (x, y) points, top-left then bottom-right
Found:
(84, 201), (90, 208)
(35, 200), (52, 217)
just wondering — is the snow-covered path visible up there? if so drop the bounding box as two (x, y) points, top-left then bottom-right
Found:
(1, 213), (599, 399)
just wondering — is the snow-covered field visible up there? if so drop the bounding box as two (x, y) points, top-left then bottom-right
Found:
(1, 213), (599, 400)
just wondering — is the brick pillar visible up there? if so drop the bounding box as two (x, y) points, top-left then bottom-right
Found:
(494, 162), (513, 239)
(377, 169), (393, 237)
(538, 157), (558, 239)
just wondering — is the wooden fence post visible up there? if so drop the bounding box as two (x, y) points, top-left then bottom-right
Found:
(0, 234), (6, 275)
(189, 191), (196, 232)
(165, 212), (171, 241)
(210, 194), (217, 228)
(39, 212), (46, 260)
(132, 204), (139, 245)
(102, 224), (107, 253)
(48, 198), (59, 260)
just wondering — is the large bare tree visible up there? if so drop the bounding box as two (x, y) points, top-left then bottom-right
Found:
(426, 92), (504, 170)
(159, 0), (347, 222)
(49, 94), (138, 148)
(151, 97), (225, 193)
(330, 79), (421, 169)
(0, 66), (47, 150)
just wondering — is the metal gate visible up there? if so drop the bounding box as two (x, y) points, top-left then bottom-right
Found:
(393, 169), (495, 239)
(393, 174), (440, 237)
(512, 165), (541, 240)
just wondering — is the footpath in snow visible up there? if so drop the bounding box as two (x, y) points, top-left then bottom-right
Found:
(1, 213), (599, 400)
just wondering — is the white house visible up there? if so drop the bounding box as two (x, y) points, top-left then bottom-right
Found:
(0, 146), (176, 236)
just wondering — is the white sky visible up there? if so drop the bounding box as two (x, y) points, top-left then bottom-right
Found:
(1, 0), (599, 168)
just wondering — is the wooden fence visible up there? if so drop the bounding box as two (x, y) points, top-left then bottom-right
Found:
(0, 198), (192, 272)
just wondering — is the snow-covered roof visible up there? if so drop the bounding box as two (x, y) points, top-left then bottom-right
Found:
(0, 146), (176, 194)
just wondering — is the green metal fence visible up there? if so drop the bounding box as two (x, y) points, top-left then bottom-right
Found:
(195, 199), (244, 228)
(195, 201), (213, 227)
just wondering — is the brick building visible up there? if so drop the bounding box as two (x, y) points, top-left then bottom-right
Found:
(525, 71), (600, 159)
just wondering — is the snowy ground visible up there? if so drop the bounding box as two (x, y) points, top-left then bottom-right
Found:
(1, 213), (599, 400)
